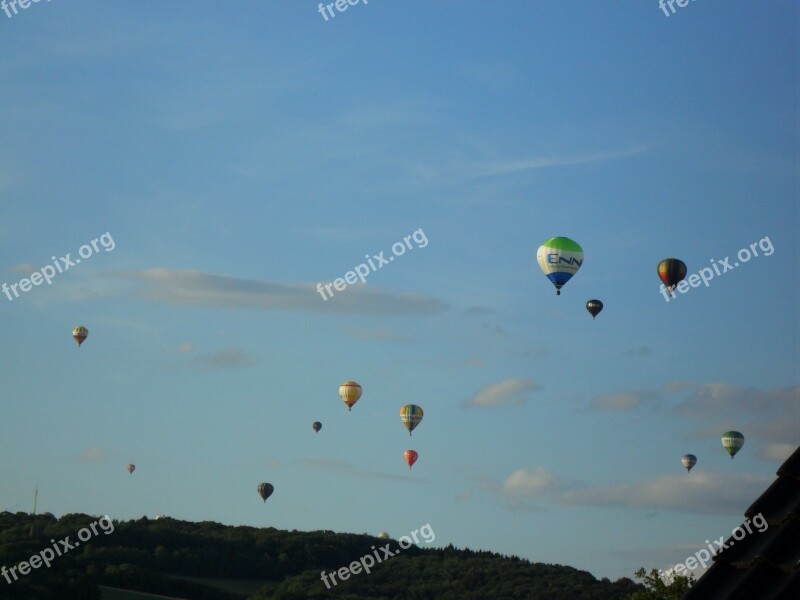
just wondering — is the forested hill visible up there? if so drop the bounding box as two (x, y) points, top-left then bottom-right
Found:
(0, 512), (642, 599)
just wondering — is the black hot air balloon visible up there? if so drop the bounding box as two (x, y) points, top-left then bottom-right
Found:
(586, 299), (603, 319)
(257, 482), (274, 502)
(681, 454), (697, 472)
(657, 258), (687, 293)
(312, 421), (322, 433)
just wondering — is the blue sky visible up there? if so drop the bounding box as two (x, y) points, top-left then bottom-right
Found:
(1, 0), (797, 582)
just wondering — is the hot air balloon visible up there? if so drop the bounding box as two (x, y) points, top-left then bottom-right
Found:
(537, 237), (584, 295)
(127, 464), (135, 475)
(657, 258), (687, 293)
(400, 404), (423, 436)
(404, 449), (418, 469)
(312, 421), (322, 433)
(257, 482), (274, 502)
(72, 326), (88, 346)
(586, 299), (603, 319)
(377, 531), (390, 539)
(722, 431), (744, 459)
(339, 381), (362, 411)
(681, 454), (696, 473)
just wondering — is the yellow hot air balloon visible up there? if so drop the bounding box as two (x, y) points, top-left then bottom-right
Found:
(72, 326), (89, 346)
(339, 381), (362, 411)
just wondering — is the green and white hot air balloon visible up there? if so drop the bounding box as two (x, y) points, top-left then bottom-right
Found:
(721, 431), (744, 459)
(537, 237), (584, 295)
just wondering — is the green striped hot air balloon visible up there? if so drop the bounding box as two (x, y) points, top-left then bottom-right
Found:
(721, 431), (744, 459)
(536, 237), (584, 295)
(400, 404), (423, 436)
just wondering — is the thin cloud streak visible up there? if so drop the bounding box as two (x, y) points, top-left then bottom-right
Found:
(498, 468), (770, 515)
(587, 391), (661, 411)
(344, 327), (418, 343)
(79, 448), (106, 463)
(474, 145), (649, 178)
(189, 348), (260, 371)
(300, 457), (420, 483)
(110, 268), (448, 316)
(669, 383), (800, 446)
(463, 378), (540, 408)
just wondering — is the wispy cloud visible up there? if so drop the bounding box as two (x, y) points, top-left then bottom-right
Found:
(670, 383), (800, 447)
(343, 327), (418, 343)
(454, 491), (473, 503)
(411, 144), (651, 194)
(503, 467), (562, 496)
(474, 145), (649, 178)
(760, 443), (797, 462)
(561, 472), (770, 515)
(583, 383), (798, 454)
(499, 467), (565, 512)
(300, 457), (419, 483)
(498, 468), (770, 515)
(189, 348), (260, 371)
(672, 383), (798, 417)
(431, 357), (486, 369)
(9, 263), (38, 274)
(463, 378), (540, 408)
(111, 268), (448, 316)
(79, 448), (105, 463)
(587, 391), (661, 411)
(465, 306), (493, 316)
(625, 346), (653, 357)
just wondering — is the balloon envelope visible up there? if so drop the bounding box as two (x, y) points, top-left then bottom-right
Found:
(721, 431), (745, 459)
(127, 464), (135, 475)
(681, 454), (696, 472)
(586, 299), (603, 319)
(339, 381), (362, 411)
(404, 449), (418, 469)
(400, 404), (424, 436)
(257, 482), (274, 502)
(657, 259), (687, 292)
(312, 421), (322, 433)
(537, 237), (584, 295)
(72, 325), (88, 346)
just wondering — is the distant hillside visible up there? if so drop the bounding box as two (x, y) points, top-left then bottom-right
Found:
(0, 512), (642, 599)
